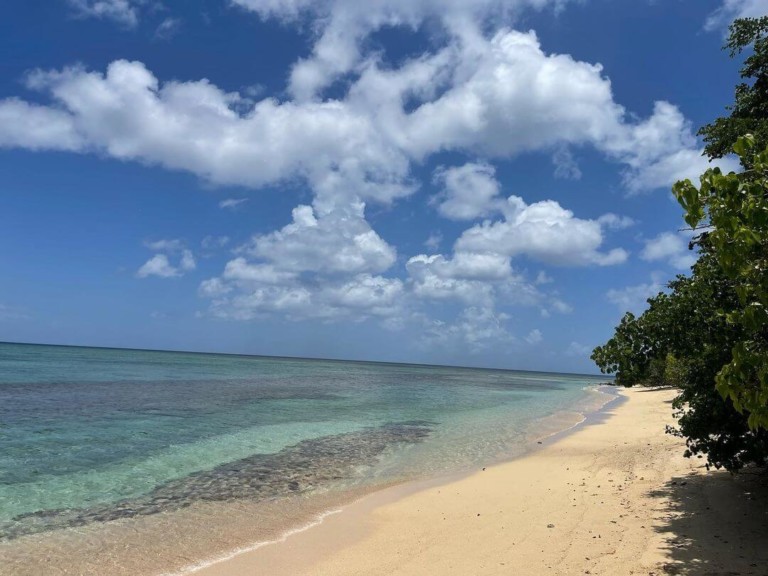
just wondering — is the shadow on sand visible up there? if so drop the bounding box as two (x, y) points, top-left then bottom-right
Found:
(646, 466), (768, 575)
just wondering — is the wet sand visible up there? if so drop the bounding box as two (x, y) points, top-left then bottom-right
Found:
(195, 387), (768, 576)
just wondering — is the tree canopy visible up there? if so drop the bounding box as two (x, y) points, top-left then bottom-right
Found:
(593, 16), (768, 471)
(700, 16), (768, 161)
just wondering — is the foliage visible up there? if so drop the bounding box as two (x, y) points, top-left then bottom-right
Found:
(592, 247), (768, 470)
(593, 16), (768, 471)
(674, 136), (768, 429)
(699, 17), (768, 162)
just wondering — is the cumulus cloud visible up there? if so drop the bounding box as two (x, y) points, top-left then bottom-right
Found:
(597, 213), (635, 230)
(406, 252), (514, 306)
(67, 0), (141, 27)
(432, 162), (502, 220)
(239, 202), (396, 275)
(420, 306), (513, 352)
(525, 328), (543, 344)
(705, 0), (768, 31)
(205, 271), (404, 321)
(641, 232), (697, 270)
(137, 239), (196, 278)
(0, 0), (720, 342)
(231, 0), (575, 101)
(0, 99), (84, 151)
(200, 200), (402, 320)
(455, 196), (628, 266)
(0, 30), (713, 203)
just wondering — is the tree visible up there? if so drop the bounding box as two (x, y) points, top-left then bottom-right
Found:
(699, 16), (768, 162)
(593, 16), (768, 470)
(592, 244), (768, 471)
(675, 136), (768, 429)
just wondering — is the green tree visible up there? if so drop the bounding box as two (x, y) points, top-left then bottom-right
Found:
(700, 16), (768, 162)
(674, 136), (768, 428)
(593, 16), (768, 469)
(592, 244), (768, 470)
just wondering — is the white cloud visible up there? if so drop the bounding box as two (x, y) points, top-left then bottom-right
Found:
(420, 306), (513, 352)
(597, 213), (635, 230)
(219, 198), (248, 210)
(705, 0), (768, 31)
(406, 252), (514, 305)
(205, 272), (404, 321)
(525, 328), (543, 344)
(199, 277), (232, 297)
(566, 341), (591, 357)
(154, 17), (181, 41)
(200, 200), (402, 320)
(552, 147), (581, 180)
(144, 238), (185, 252)
(0, 30), (710, 204)
(0, 1), (719, 340)
(455, 196), (628, 266)
(606, 273), (666, 314)
(240, 202), (396, 275)
(550, 299), (573, 314)
(0, 99), (83, 151)
(324, 274), (404, 313)
(201, 235), (230, 250)
(432, 162), (502, 220)
(231, 0), (575, 101)
(424, 232), (443, 250)
(223, 258), (298, 284)
(641, 232), (697, 270)
(2, 60), (412, 206)
(535, 271), (553, 285)
(137, 240), (196, 278)
(137, 254), (180, 278)
(67, 0), (141, 27)
(180, 249), (196, 271)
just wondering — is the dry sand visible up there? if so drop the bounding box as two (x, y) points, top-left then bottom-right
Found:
(195, 387), (768, 576)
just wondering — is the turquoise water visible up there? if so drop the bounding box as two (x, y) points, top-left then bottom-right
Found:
(0, 342), (612, 540)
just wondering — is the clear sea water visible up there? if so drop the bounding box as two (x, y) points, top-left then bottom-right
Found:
(0, 342), (612, 571)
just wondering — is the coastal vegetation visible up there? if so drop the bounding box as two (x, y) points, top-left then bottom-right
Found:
(592, 16), (768, 471)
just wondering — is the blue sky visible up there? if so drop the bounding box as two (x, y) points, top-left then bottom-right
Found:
(0, 0), (763, 372)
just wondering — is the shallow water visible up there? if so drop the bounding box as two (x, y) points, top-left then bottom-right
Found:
(0, 342), (612, 574)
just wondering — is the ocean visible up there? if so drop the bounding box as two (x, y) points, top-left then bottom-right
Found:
(0, 342), (614, 574)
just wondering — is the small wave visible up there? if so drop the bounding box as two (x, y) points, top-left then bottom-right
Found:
(161, 507), (343, 576)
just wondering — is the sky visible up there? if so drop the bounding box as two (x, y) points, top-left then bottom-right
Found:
(0, 0), (764, 373)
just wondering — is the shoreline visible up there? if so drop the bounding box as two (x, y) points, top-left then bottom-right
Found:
(193, 387), (768, 576)
(0, 382), (615, 576)
(168, 384), (621, 576)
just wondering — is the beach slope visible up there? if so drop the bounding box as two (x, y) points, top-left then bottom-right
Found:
(196, 387), (767, 576)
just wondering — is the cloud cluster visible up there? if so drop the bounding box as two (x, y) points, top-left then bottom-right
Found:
(0, 0), (728, 354)
(239, 202), (396, 275)
(454, 195), (628, 267)
(705, 0), (768, 31)
(231, 0), (574, 101)
(137, 239), (196, 278)
(0, 28), (718, 201)
(641, 232), (697, 271)
(67, 0), (141, 27)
